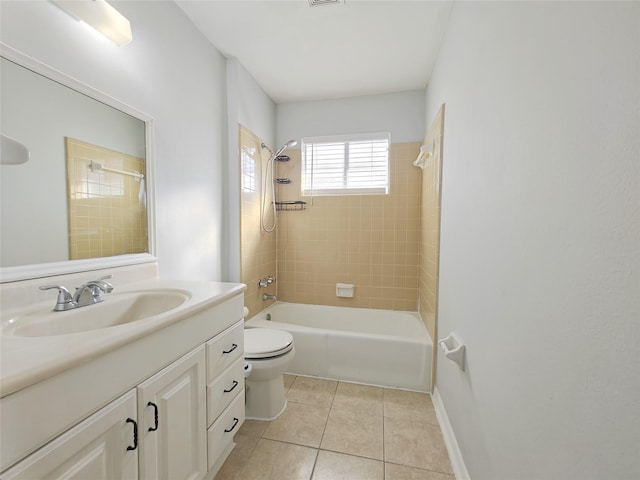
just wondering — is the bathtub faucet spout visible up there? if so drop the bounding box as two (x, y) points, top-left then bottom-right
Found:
(262, 293), (277, 301)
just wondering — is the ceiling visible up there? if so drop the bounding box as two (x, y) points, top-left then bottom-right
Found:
(176, 0), (452, 104)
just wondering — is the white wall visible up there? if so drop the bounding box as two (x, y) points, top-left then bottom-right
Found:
(224, 59), (276, 282)
(426, 2), (639, 479)
(0, 0), (227, 281)
(277, 89), (426, 145)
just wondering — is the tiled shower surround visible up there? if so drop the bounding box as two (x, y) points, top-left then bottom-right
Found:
(240, 126), (439, 323)
(275, 143), (421, 312)
(240, 126), (277, 318)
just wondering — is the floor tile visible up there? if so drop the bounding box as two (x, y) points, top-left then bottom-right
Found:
(320, 408), (383, 460)
(331, 382), (384, 416)
(284, 374), (296, 391)
(239, 439), (317, 480)
(287, 376), (338, 407)
(239, 419), (269, 438)
(214, 433), (260, 480)
(263, 401), (330, 448)
(311, 450), (383, 480)
(385, 463), (456, 480)
(383, 388), (438, 425)
(384, 417), (453, 474)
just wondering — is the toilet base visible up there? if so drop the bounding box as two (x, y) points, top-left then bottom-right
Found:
(245, 376), (288, 421)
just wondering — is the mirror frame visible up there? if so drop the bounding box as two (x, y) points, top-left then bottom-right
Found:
(0, 43), (157, 283)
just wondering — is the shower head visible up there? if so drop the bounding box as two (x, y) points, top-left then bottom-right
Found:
(273, 139), (298, 158)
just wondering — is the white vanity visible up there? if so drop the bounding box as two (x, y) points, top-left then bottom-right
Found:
(0, 265), (246, 480)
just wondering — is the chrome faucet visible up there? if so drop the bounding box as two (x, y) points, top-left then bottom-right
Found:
(73, 275), (114, 306)
(40, 275), (114, 311)
(262, 293), (277, 301)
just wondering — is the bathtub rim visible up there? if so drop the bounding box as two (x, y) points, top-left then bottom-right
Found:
(245, 301), (432, 345)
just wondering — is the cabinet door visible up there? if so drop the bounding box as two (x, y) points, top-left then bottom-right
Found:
(2, 390), (138, 480)
(137, 345), (207, 480)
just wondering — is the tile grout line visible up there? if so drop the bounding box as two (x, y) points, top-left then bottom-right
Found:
(308, 378), (338, 480)
(382, 386), (387, 480)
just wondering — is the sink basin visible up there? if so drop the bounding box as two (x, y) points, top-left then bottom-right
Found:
(1, 289), (191, 337)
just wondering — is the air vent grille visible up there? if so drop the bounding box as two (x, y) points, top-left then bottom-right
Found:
(309, 0), (343, 7)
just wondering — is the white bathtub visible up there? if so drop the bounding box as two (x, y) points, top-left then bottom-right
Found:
(245, 302), (431, 392)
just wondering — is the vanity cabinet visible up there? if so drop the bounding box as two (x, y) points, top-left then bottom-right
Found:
(1, 390), (138, 479)
(0, 290), (246, 480)
(137, 345), (207, 480)
(2, 347), (208, 480)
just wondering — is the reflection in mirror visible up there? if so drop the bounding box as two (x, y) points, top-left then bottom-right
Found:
(0, 49), (154, 281)
(65, 138), (148, 260)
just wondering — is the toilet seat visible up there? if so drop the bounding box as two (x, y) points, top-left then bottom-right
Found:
(245, 328), (293, 359)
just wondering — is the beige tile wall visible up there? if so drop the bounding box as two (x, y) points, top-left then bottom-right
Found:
(240, 126), (277, 318)
(66, 138), (147, 260)
(275, 143), (422, 311)
(239, 126), (425, 314)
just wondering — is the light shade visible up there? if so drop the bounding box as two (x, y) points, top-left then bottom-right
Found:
(52, 0), (132, 46)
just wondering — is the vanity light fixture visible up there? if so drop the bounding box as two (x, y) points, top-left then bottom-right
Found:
(1, 134), (30, 165)
(52, 0), (133, 46)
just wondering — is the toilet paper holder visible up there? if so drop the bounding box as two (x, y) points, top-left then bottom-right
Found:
(438, 332), (465, 370)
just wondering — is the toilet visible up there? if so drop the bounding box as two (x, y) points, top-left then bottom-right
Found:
(244, 328), (295, 420)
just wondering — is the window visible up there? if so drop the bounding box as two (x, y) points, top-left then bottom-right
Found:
(301, 132), (390, 195)
(241, 150), (257, 193)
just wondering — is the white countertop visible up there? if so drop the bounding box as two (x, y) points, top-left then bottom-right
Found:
(0, 279), (245, 398)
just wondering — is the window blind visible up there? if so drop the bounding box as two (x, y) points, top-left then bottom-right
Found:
(301, 132), (390, 195)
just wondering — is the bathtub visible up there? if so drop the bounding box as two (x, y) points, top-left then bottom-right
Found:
(245, 302), (431, 392)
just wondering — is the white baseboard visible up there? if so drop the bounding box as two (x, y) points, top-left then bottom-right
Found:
(432, 387), (470, 480)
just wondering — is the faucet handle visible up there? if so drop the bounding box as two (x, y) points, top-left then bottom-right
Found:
(39, 285), (76, 311)
(94, 275), (114, 293)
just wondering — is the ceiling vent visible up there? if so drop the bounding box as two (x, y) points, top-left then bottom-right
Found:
(309, 0), (343, 7)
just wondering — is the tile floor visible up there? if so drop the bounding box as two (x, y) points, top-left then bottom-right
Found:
(215, 375), (454, 480)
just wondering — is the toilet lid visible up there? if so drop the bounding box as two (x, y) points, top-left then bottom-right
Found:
(244, 328), (293, 359)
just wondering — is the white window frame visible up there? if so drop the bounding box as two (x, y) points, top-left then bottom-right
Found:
(301, 132), (390, 196)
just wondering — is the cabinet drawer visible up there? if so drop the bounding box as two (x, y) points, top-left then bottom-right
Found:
(207, 358), (244, 427)
(207, 390), (245, 471)
(206, 320), (244, 383)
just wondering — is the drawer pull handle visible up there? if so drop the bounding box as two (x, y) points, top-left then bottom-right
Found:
(223, 343), (238, 354)
(126, 418), (138, 451)
(224, 417), (239, 433)
(224, 380), (239, 393)
(147, 402), (159, 432)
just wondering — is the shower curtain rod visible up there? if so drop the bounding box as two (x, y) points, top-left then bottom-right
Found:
(89, 160), (144, 180)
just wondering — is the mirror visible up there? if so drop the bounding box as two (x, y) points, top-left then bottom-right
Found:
(0, 45), (155, 282)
